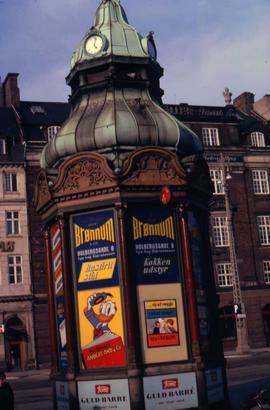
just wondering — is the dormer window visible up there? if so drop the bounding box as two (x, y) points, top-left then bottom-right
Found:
(30, 105), (46, 115)
(47, 126), (60, 141)
(202, 128), (220, 146)
(251, 132), (265, 147)
(0, 139), (6, 154)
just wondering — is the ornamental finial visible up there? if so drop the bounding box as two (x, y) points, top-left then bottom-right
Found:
(223, 87), (233, 105)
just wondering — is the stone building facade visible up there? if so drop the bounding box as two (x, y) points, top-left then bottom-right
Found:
(0, 93), (35, 369)
(165, 96), (270, 349)
(0, 73), (69, 368)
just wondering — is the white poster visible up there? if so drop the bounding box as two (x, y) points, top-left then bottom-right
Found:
(78, 379), (131, 410)
(205, 368), (224, 404)
(143, 372), (198, 410)
(56, 381), (69, 400)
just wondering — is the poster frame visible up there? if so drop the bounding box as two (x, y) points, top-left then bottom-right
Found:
(137, 283), (188, 364)
(50, 222), (68, 369)
(126, 206), (183, 285)
(143, 371), (198, 410)
(69, 207), (128, 372)
(77, 378), (131, 410)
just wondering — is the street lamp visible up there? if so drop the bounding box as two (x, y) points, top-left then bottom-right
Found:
(220, 154), (250, 354)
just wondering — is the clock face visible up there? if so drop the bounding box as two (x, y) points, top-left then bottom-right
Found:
(85, 35), (104, 55)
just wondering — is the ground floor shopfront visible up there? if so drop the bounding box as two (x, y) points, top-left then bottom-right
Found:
(0, 297), (36, 370)
(219, 288), (270, 350)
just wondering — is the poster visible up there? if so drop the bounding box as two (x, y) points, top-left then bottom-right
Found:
(55, 381), (70, 410)
(187, 211), (204, 291)
(137, 284), (188, 364)
(78, 379), (131, 410)
(127, 207), (180, 284)
(205, 368), (224, 404)
(50, 223), (68, 368)
(187, 211), (210, 351)
(143, 372), (198, 410)
(144, 300), (179, 347)
(71, 210), (118, 290)
(70, 210), (126, 368)
(77, 287), (126, 368)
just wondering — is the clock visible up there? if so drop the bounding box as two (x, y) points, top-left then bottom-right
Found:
(85, 35), (104, 55)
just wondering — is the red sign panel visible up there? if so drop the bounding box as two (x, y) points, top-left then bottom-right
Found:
(95, 384), (111, 395)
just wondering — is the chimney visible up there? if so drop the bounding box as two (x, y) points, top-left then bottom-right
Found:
(3, 73), (20, 107)
(233, 92), (254, 113)
(0, 77), (4, 107)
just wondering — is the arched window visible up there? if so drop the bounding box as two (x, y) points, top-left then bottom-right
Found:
(5, 316), (27, 341)
(5, 316), (28, 370)
(219, 305), (236, 340)
(47, 125), (60, 141)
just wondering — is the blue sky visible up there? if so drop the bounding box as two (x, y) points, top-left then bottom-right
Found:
(0, 0), (269, 105)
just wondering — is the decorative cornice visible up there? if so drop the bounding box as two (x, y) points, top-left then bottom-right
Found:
(53, 152), (116, 196)
(34, 148), (212, 217)
(120, 147), (186, 187)
(0, 295), (33, 303)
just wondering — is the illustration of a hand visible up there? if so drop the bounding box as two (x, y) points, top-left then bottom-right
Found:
(87, 292), (110, 310)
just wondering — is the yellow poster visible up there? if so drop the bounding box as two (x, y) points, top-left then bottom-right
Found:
(77, 287), (126, 368)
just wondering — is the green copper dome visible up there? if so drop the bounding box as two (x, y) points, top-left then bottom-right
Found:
(40, 0), (202, 170)
(70, 0), (151, 69)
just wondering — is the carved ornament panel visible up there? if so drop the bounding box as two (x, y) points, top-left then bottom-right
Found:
(121, 149), (186, 187)
(54, 154), (116, 196)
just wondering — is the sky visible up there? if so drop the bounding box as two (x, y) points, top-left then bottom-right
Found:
(0, 0), (269, 106)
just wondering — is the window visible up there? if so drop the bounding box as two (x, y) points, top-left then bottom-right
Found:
(3, 173), (17, 192)
(202, 128), (220, 146)
(47, 126), (60, 141)
(211, 216), (229, 247)
(30, 105), (46, 115)
(263, 261), (270, 284)
(6, 211), (20, 235)
(258, 216), (270, 245)
(210, 169), (224, 194)
(252, 170), (269, 194)
(251, 132), (265, 147)
(216, 263), (233, 287)
(8, 256), (23, 284)
(0, 139), (6, 154)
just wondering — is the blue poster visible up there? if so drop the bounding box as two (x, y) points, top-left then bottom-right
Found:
(187, 211), (210, 343)
(128, 207), (180, 284)
(71, 210), (119, 290)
